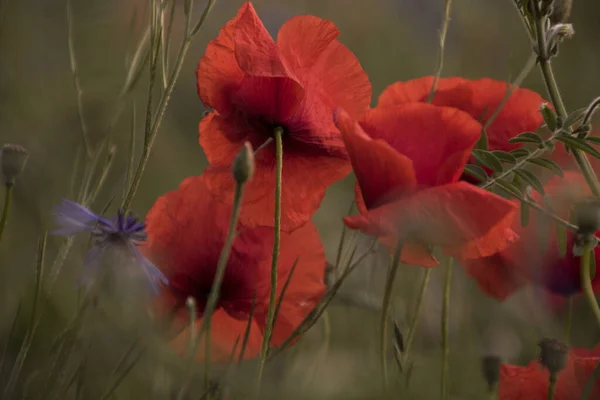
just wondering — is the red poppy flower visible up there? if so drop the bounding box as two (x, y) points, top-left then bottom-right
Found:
(499, 356), (582, 399)
(333, 104), (518, 267)
(143, 175), (326, 362)
(378, 77), (546, 154)
(197, 2), (371, 232)
(465, 172), (600, 300)
(500, 346), (600, 399)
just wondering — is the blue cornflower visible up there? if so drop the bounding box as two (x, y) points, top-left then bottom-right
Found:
(52, 199), (168, 294)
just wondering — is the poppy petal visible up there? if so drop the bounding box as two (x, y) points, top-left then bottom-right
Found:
(256, 221), (326, 346)
(462, 250), (526, 301)
(377, 76), (460, 107)
(202, 115), (351, 232)
(359, 103), (482, 187)
(354, 182), (518, 260)
(431, 78), (546, 153)
(196, 3), (248, 113)
(277, 16), (371, 120)
(334, 107), (417, 209)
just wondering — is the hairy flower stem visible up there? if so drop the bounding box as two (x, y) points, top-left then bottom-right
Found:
(176, 177), (246, 400)
(427, 0), (453, 102)
(532, 6), (600, 197)
(563, 296), (573, 344)
(580, 359), (600, 400)
(380, 241), (404, 391)
(441, 257), (453, 400)
(254, 127), (284, 397)
(547, 375), (557, 400)
(579, 239), (600, 330)
(403, 268), (432, 377)
(0, 183), (13, 243)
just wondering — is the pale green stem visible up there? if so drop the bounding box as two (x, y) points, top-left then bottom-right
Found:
(403, 268), (432, 371)
(441, 257), (454, 400)
(254, 127), (284, 397)
(579, 359), (600, 400)
(579, 239), (600, 330)
(380, 241), (403, 391)
(0, 183), (13, 243)
(176, 177), (246, 400)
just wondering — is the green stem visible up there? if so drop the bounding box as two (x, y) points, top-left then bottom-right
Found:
(547, 375), (557, 400)
(563, 296), (573, 344)
(380, 241), (404, 391)
(403, 268), (432, 374)
(579, 239), (600, 329)
(427, 0), (453, 102)
(254, 127), (284, 397)
(121, 0), (216, 212)
(176, 178), (246, 400)
(579, 359), (600, 400)
(532, 6), (600, 197)
(488, 387), (498, 400)
(441, 257), (454, 400)
(0, 183), (13, 243)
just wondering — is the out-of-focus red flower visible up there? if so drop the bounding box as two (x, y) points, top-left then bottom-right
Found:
(465, 172), (600, 300)
(499, 346), (600, 399)
(144, 175), (326, 362)
(378, 77), (546, 154)
(197, 2), (371, 232)
(572, 345), (600, 398)
(334, 104), (518, 267)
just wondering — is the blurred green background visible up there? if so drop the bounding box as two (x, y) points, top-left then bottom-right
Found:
(1, 0), (600, 398)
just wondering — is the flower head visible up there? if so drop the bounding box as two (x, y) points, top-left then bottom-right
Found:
(377, 77), (546, 181)
(52, 199), (168, 294)
(144, 174), (326, 362)
(464, 172), (600, 300)
(197, 2), (371, 232)
(334, 104), (518, 267)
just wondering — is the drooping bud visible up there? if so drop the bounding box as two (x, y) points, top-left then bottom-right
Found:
(574, 197), (600, 236)
(232, 141), (255, 184)
(481, 355), (501, 390)
(550, 0), (573, 24)
(1, 144), (29, 186)
(538, 338), (569, 376)
(547, 23), (575, 47)
(540, 103), (558, 131)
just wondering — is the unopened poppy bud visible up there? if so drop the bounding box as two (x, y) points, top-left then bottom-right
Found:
(481, 355), (501, 390)
(1, 144), (29, 186)
(574, 197), (600, 236)
(538, 338), (569, 376)
(550, 0), (573, 24)
(232, 142), (255, 184)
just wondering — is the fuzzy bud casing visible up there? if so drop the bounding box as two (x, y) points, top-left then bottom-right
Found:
(232, 142), (255, 184)
(1, 144), (29, 186)
(550, 0), (573, 24)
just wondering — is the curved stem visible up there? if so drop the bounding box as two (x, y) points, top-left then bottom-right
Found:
(532, 6), (600, 197)
(176, 178), (246, 400)
(441, 257), (454, 400)
(380, 241), (404, 391)
(255, 127), (284, 396)
(0, 183), (13, 243)
(403, 268), (432, 370)
(579, 239), (600, 329)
